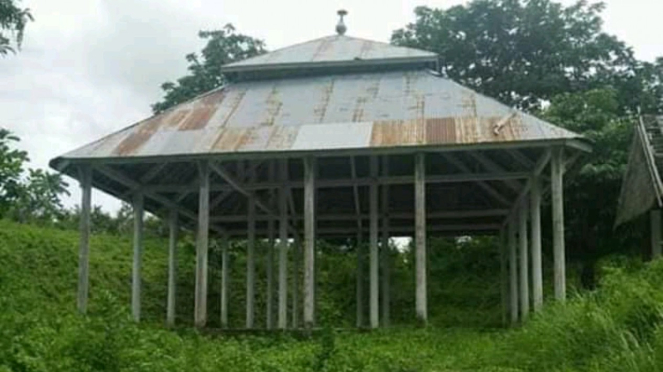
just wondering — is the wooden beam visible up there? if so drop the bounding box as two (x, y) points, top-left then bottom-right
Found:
(77, 165), (92, 314)
(246, 184), (256, 329)
(303, 156), (316, 329)
(119, 162), (169, 199)
(415, 153), (427, 324)
(132, 192), (144, 322)
(530, 176), (543, 312)
(507, 149), (535, 170)
(278, 159), (289, 329)
(442, 153), (512, 206)
(220, 233), (229, 329)
(166, 210), (178, 327)
(221, 223), (503, 237)
(143, 172), (531, 194)
(381, 156), (391, 327)
(467, 151), (522, 192)
(351, 156), (364, 329)
(518, 201), (529, 321)
(502, 149), (552, 229)
(551, 147), (566, 301)
(369, 156), (379, 329)
(266, 162), (275, 330)
(194, 161), (210, 327)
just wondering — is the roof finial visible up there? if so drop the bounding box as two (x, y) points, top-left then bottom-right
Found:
(336, 9), (348, 35)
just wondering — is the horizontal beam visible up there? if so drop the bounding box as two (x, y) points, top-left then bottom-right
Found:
(143, 172), (531, 194)
(210, 209), (509, 223)
(222, 223), (502, 237)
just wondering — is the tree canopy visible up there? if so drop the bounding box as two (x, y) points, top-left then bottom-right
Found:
(152, 24), (266, 113)
(0, 0), (32, 56)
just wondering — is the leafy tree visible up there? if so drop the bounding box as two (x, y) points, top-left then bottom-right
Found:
(0, 0), (33, 56)
(0, 128), (27, 216)
(391, 1), (637, 111)
(152, 24), (266, 113)
(9, 168), (69, 223)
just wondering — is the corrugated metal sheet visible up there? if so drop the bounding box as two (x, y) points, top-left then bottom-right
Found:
(222, 35), (437, 72)
(55, 69), (582, 162)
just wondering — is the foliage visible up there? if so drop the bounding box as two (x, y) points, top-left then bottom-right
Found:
(0, 0), (32, 56)
(0, 128), (27, 216)
(151, 24), (266, 113)
(391, 0), (639, 111)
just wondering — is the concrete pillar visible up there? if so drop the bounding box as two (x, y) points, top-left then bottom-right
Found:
(220, 234), (229, 329)
(194, 161), (210, 327)
(508, 218), (518, 325)
(246, 194), (256, 328)
(651, 210), (661, 259)
(292, 236), (300, 328)
(132, 192), (144, 322)
(303, 157), (316, 329)
(369, 156), (379, 329)
(77, 165), (92, 314)
(519, 202), (529, 321)
(166, 210), (178, 327)
(381, 156), (390, 327)
(356, 230), (364, 328)
(551, 147), (566, 301)
(415, 153), (427, 324)
(266, 216), (275, 330)
(278, 159), (289, 329)
(530, 176), (543, 312)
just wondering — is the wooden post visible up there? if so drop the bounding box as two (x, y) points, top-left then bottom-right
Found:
(303, 157), (316, 329)
(519, 201), (529, 321)
(246, 193), (256, 328)
(530, 176), (543, 312)
(220, 233), (229, 328)
(415, 153), (427, 324)
(132, 192), (144, 322)
(381, 156), (390, 327)
(651, 210), (662, 259)
(278, 159), (289, 329)
(77, 165), (92, 314)
(369, 156), (379, 329)
(356, 230), (364, 328)
(266, 161), (275, 330)
(499, 229), (508, 326)
(195, 161), (210, 327)
(508, 218), (518, 325)
(551, 147), (566, 301)
(166, 210), (178, 327)
(292, 236), (300, 328)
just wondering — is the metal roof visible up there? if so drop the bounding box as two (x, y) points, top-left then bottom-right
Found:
(221, 35), (438, 73)
(52, 69), (581, 167)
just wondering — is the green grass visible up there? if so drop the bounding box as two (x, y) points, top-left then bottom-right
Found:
(3, 219), (663, 371)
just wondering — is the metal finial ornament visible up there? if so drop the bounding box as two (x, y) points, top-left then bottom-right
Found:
(336, 9), (348, 35)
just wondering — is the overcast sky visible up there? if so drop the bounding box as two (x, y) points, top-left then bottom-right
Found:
(1, 0), (661, 212)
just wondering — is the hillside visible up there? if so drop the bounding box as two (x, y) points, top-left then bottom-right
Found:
(2, 220), (663, 371)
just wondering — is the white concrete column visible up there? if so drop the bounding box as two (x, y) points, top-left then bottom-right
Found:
(303, 156), (316, 329)
(220, 233), (229, 328)
(530, 176), (543, 312)
(77, 165), (92, 314)
(132, 192), (144, 322)
(246, 193), (256, 329)
(292, 236), (300, 328)
(551, 147), (566, 301)
(166, 210), (178, 326)
(278, 159), (289, 329)
(381, 156), (390, 327)
(651, 210), (661, 259)
(508, 218), (518, 325)
(519, 201), (529, 321)
(194, 160), (210, 327)
(369, 156), (379, 329)
(266, 216), (275, 330)
(415, 153), (427, 324)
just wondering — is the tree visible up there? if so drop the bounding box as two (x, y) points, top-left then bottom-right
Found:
(391, 1), (637, 111)
(0, 0), (33, 56)
(152, 24), (266, 113)
(0, 128), (27, 216)
(9, 168), (69, 223)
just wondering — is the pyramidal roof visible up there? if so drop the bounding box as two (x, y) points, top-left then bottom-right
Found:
(221, 34), (438, 73)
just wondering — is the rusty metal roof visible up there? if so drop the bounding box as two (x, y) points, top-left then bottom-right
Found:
(52, 69), (582, 166)
(221, 35), (438, 74)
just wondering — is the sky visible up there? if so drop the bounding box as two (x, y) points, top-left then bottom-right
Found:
(1, 0), (662, 213)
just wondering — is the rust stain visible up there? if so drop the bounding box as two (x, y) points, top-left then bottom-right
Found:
(261, 85), (283, 126)
(370, 120), (423, 147)
(112, 116), (164, 156)
(426, 117), (457, 144)
(220, 89), (247, 128)
(161, 109), (191, 130)
(314, 78), (335, 122)
(352, 75), (380, 122)
(312, 37), (333, 61)
(266, 126), (298, 150)
(461, 91), (478, 117)
(179, 106), (217, 131)
(210, 128), (246, 151)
